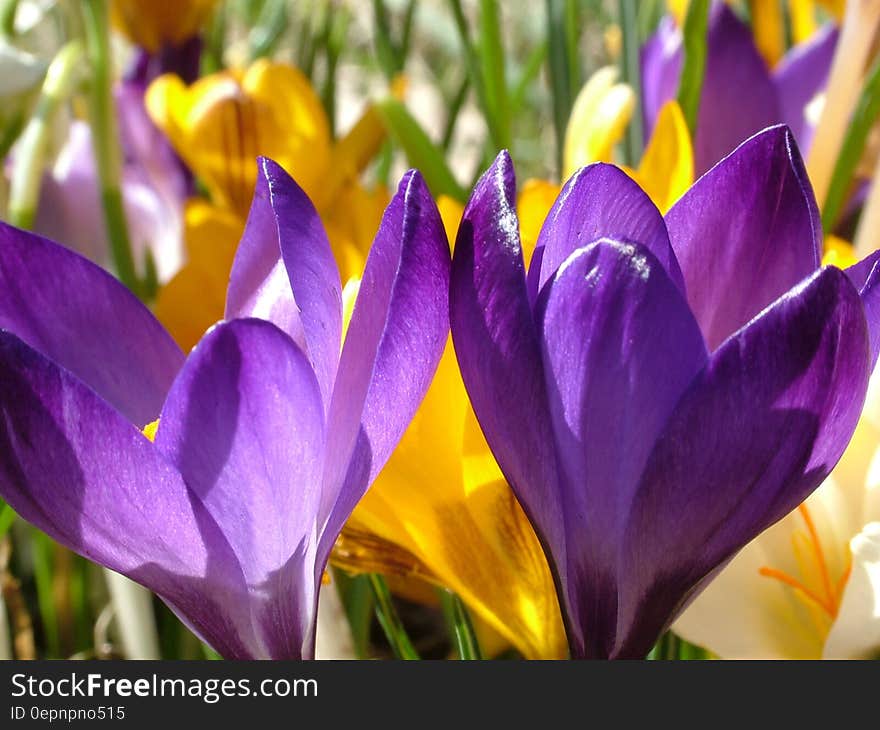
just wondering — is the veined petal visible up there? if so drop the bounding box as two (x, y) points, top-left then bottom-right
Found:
(0, 331), (254, 659)
(617, 266), (870, 659)
(773, 24), (838, 152)
(0, 223), (183, 426)
(823, 523), (880, 658)
(665, 126), (822, 350)
(531, 164), (683, 299)
(320, 171), (449, 562)
(450, 151), (567, 590)
(226, 157), (342, 408)
(154, 319), (324, 659)
(535, 239), (707, 658)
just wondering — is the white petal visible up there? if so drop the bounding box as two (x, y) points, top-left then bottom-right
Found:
(822, 523), (880, 658)
(674, 526), (824, 659)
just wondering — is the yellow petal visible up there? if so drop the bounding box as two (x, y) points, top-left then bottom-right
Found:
(347, 342), (568, 659)
(153, 200), (243, 352)
(146, 61), (332, 216)
(563, 66), (634, 179)
(517, 179), (560, 265)
(437, 195), (464, 251)
(822, 235), (858, 268)
(667, 0), (689, 25)
(112, 0), (217, 53)
(749, 0), (786, 67)
(634, 100), (694, 213)
(789, 0), (819, 43)
(322, 183), (389, 283)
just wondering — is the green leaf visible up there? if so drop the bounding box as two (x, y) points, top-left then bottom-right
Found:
(676, 0), (710, 138)
(618, 0), (644, 165)
(0, 501), (15, 539)
(333, 570), (374, 659)
(822, 54), (880, 233)
(478, 0), (510, 150)
(545, 0), (581, 176)
(375, 98), (467, 201)
(439, 589), (483, 660)
(368, 574), (420, 660)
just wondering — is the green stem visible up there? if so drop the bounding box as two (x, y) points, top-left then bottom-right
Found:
(479, 0), (510, 150)
(7, 40), (83, 229)
(439, 589), (483, 660)
(367, 574), (420, 660)
(676, 0), (710, 139)
(0, 0), (18, 38)
(32, 530), (59, 658)
(448, 0), (501, 151)
(618, 0), (643, 165)
(82, 0), (139, 297)
(546, 0), (575, 176)
(822, 54), (880, 233)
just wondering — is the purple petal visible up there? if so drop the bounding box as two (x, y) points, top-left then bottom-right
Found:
(773, 25), (838, 153)
(847, 251), (880, 367)
(640, 16), (682, 141)
(154, 319), (324, 659)
(692, 4), (779, 174)
(641, 4), (779, 175)
(0, 331), (256, 659)
(528, 164), (684, 301)
(665, 126), (822, 350)
(449, 151), (567, 580)
(615, 266), (870, 658)
(0, 222), (183, 426)
(226, 157), (342, 409)
(535, 239), (708, 659)
(320, 170), (450, 560)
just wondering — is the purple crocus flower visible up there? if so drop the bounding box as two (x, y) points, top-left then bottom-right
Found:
(450, 126), (880, 659)
(0, 158), (449, 659)
(642, 2), (838, 175)
(34, 80), (188, 283)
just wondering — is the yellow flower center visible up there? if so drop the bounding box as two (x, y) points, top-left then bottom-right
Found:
(142, 419), (160, 443)
(758, 504), (852, 625)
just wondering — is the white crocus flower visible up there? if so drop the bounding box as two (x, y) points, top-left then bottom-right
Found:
(675, 374), (880, 658)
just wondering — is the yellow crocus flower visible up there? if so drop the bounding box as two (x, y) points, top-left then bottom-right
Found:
(146, 60), (389, 351)
(112, 0), (218, 53)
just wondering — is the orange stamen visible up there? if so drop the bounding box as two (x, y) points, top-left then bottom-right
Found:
(757, 566), (837, 617)
(797, 504), (835, 608)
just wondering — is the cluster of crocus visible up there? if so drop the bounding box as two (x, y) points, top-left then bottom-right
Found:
(0, 159), (450, 658)
(3, 0), (880, 664)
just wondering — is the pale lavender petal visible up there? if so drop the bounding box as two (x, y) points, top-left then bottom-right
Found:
(535, 239), (707, 658)
(449, 151), (568, 582)
(154, 319), (324, 659)
(641, 16), (682, 140)
(665, 126), (821, 349)
(773, 24), (838, 152)
(529, 164), (684, 300)
(0, 222), (183, 426)
(0, 331), (256, 658)
(226, 157), (341, 409)
(320, 171), (450, 561)
(616, 266), (870, 658)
